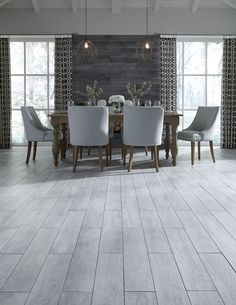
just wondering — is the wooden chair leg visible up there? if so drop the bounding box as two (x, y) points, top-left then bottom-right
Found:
(73, 146), (78, 172)
(198, 142), (201, 160)
(33, 141), (37, 161)
(157, 146), (160, 167)
(128, 146), (133, 172)
(98, 146), (103, 172)
(145, 146), (148, 156)
(151, 147), (154, 160)
(88, 147), (91, 156)
(26, 141), (32, 165)
(109, 138), (112, 160)
(209, 140), (216, 163)
(123, 144), (127, 167)
(79, 147), (83, 159)
(106, 144), (109, 166)
(153, 146), (159, 172)
(191, 141), (195, 165)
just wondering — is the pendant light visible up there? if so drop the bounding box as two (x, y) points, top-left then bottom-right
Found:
(136, 0), (154, 63)
(78, 0), (97, 63)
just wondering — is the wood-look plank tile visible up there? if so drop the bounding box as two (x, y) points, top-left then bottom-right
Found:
(64, 228), (100, 292)
(122, 193), (142, 228)
(105, 175), (121, 211)
(125, 292), (158, 305)
(0, 212), (14, 227)
(100, 211), (122, 253)
(70, 184), (95, 211)
(212, 210), (236, 239)
(2, 210), (49, 253)
(24, 254), (71, 305)
(188, 291), (224, 305)
(42, 198), (73, 229)
(141, 211), (171, 253)
(59, 292), (91, 305)
(201, 254), (236, 305)
(165, 228), (215, 290)
(123, 228), (154, 291)
(0, 254), (21, 289)
(176, 211), (219, 253)
(92, 254), (123, 305)
(50, 211), (85, 254)
(150, 254), (191, 305)
(0, 293), (28, 305)
(2, 229), (58, 292)
(0, 229), (17, 252)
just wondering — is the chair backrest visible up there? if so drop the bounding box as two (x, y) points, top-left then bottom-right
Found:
(68, 106), (109, 147)
(123, 106), (164, 147)
(21, 106), (46, 141)
(187, 106), (219, 131)
(97, 99), (107, 106)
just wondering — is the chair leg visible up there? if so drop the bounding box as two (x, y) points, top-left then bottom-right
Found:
(106, 144), (109, 166)
(109, 138), (112, 160)
(123, 144), (127, 167)
(73, 146), (78, 173)
(26, 141), (32, 165)
(128, 146), (133, 172)
(145, 146), (148, 156)
(198, 142), (201, 160)
(153, 146), (159, 172)
(157, 146), (160, 167)
(79, 147), (83, 159)
(88, 147), (91, 156)
(98, 146), (103, 172)
(209, 140), (216, 163)
(33, 141), (37, 161)
(191, 141), (195, 165)
(151, 147), (154, 160)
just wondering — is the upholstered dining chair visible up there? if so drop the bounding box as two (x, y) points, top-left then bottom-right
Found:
(177, 106), (219, 165)
(21, 106), (54, 165)
(123, 106), (164, 172)
(68, 106), (109, 172)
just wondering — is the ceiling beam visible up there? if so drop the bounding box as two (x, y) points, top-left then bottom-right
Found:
(192, 0), (201, 12)
(32, 0), (40, 13)
(111, 0), (122, 14)
(222, 0), (236, 9)
(0, 0), (11, 8)
(154, 0), (161, 12)
(71, 0), (78, 13)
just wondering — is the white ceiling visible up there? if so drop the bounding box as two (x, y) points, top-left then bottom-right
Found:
(0, 0), (236, 13)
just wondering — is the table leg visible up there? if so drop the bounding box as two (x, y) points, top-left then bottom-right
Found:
(171, 124), (178, 166)
(60, 123), (67, 160)
(165, 123), (170, 159)
(52, 123), (60, 167)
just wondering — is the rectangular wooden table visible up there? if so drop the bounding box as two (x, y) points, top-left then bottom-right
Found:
(50, 111), (182, 167)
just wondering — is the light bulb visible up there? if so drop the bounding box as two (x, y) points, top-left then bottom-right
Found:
(145, 42), (150, 49)
(84, 41), (89, 49)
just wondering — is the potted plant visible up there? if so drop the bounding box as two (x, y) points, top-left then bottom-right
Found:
(126, 81), (152, 106)
(85, 81), (103, 105)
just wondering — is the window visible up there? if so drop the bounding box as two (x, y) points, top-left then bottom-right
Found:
(177, 37), (223, 144)
(10, 38), (55, 144)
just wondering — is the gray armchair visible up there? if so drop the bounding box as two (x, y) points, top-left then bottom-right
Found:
(21, 106), (53, 165)
(177, 106), (219, 165)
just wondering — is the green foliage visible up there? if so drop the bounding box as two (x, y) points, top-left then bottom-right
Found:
(85, 81), (103, 100)
(126, 81), (152, 99)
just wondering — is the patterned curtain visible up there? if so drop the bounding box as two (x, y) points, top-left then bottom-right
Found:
(0, 38), (11, 149)
(160, 37), (177, 111)
(55, 36), (72, 111)
(221, 38), (236, 149)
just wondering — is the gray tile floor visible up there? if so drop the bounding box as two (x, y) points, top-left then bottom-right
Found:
(0, 146), (236, 305)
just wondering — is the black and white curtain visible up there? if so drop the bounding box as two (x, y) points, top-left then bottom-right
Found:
(160, 37), (177, 111)
(221, 37), (236, 149)
(0, 37), (11, 149)
(55, 36), (72, 112)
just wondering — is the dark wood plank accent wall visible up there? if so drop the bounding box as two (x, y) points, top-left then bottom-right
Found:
(72, 34), (160, 103)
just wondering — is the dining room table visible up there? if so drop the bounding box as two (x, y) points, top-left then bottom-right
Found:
(49, 110), (182, 167)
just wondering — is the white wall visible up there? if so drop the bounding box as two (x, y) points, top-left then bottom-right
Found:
(0, 8), (236, 35)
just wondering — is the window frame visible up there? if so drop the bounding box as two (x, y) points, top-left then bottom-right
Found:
(10, 36), (55, 145)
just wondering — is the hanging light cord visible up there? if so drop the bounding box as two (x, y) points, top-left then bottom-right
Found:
(146, 0), (149, 39)
(85, 0), (88, 39)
